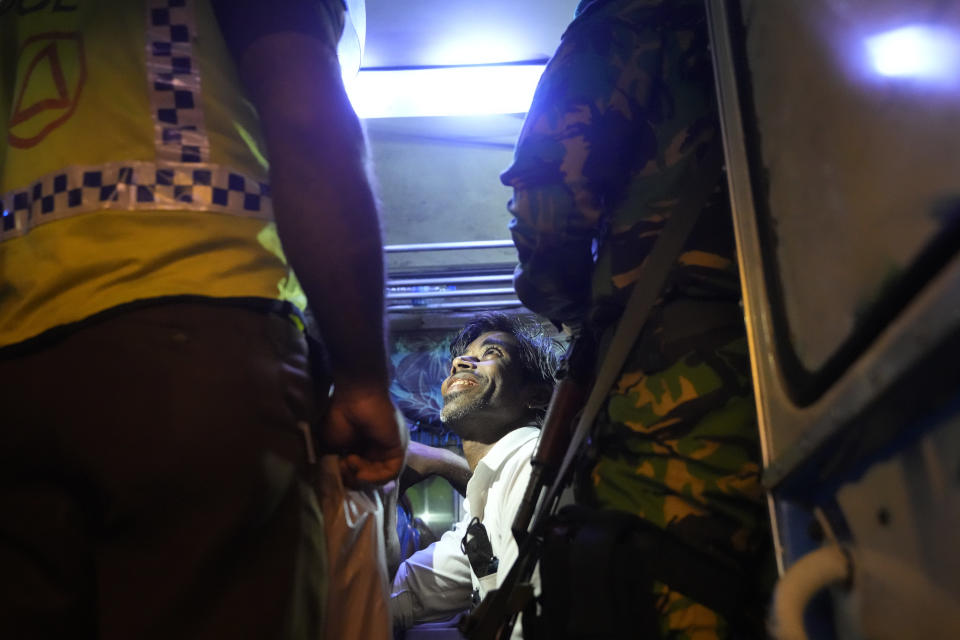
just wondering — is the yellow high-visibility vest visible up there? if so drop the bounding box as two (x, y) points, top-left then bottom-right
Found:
(0, 0), (310, 349)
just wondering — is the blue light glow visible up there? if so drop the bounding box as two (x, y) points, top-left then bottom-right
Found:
(346, 64), (545, 119)
(866, 25), (960, 82)
(427, 34), (532, 67)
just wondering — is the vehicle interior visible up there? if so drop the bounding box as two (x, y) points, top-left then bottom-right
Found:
(352, 1), (960, 638)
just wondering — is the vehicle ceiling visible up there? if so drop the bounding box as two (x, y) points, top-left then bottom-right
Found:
(356, 0), (581, 330)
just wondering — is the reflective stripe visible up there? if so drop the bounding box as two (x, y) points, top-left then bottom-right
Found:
(147, 0), (210, 164)
(0, 162), (272, 242)
(0, 0), (275, 243)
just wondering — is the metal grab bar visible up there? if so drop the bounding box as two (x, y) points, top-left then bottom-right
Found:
(386, 287), (515, 300)
(387, 299), (523, 311)
(384, 240), (514, 252)
(387, 274), (513, 286)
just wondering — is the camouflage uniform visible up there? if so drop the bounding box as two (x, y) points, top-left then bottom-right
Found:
(501, 0), (770, 637)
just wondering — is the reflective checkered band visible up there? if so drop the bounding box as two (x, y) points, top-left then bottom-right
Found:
(0, 162), (272, 242)
(147, 0), (209, 164)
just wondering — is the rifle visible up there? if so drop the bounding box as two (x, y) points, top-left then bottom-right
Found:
(510, 333), (594, 546)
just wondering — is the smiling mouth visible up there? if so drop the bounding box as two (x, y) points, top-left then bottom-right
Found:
(446, 378), (479, 393)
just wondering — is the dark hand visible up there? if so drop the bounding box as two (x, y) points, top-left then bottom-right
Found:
(322, 384), (407, 488)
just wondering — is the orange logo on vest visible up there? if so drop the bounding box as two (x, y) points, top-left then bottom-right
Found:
(8, 31), (86, 149)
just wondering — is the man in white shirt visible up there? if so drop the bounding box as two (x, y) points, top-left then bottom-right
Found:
(390, 313), (559, 634)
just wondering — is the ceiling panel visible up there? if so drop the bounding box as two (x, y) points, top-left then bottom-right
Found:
(363, 0), (581, 68)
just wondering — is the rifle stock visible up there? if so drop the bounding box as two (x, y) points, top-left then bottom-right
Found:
(511, 374), (588, 544)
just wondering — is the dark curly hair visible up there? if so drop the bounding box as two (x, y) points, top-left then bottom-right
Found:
(449, 313), (561, 399)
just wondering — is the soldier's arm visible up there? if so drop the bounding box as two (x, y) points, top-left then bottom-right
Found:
(501, 7), (664, 326)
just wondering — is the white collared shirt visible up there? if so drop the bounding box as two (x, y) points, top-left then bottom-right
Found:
(390, 426), (540, 636)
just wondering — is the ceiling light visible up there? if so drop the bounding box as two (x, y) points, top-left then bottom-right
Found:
(866, 25), (960, 82)
(345, 64), (545, 119)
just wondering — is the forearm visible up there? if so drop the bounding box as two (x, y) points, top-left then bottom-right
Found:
(240, 34), (389, 388)
(431, 448), (471, 496)
(401, 442), (472, 496)
(271, 136), (387, 388)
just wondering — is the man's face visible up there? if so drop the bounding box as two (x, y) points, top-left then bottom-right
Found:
(439, 331), (534, 443)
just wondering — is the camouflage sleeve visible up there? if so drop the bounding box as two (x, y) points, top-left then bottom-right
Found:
(501, 1), (667, 323)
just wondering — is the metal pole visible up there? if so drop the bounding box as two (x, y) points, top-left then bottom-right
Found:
(384, 240), (515, 252)
(387, 299), (523, 311)
(387, 274), (513, 286)
(386, 287), (516, 300)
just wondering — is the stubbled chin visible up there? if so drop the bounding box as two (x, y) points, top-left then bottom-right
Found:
(440, 394), (472, 423)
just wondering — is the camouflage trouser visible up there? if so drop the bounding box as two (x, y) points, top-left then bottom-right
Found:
(579, 306), (769, 639)
(652, 582), (730, 640)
